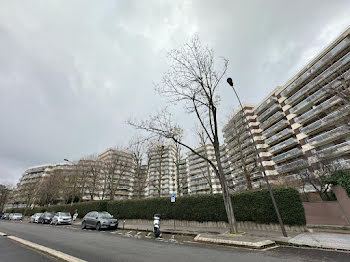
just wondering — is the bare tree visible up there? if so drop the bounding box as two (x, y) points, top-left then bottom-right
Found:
(83, 156), (102, 201)
(197, 129), (214, 194)
(148, 143), (166, 198)
(37, 174), (63, 206)
(129, 35), (238, 233)
(129, 138), (149, 199)
(0, 184), (10, 211)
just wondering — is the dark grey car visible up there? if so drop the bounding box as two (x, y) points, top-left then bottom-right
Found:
(38, 212), (55, 224)
(82, 211), (118, 231)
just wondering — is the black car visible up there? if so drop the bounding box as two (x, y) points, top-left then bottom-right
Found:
(38, 212), (55, 224)
(0, 212), (4, 219)
(82, 211), (118, 230)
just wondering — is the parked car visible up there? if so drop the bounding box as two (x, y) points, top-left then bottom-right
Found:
(0, 212), (4, 218)
(10, 213), (22, 220)
(51, 212), (72, 225)
(38, 212), (55, 224)
(30, 213), (43, 223)
(82, 211), (118, 230)
(8, 213), (14, 220)
(2, 213), (10, 220)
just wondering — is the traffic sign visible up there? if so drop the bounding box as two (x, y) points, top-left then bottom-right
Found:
(171, 193), (175, 203)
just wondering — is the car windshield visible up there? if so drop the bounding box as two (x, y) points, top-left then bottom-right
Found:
(14, 213), (22, 216)
(45, 213), (55, 217)
(36, 213), (43, 216)
(98, 213), (113, 219)
(59, 212), (70, 217)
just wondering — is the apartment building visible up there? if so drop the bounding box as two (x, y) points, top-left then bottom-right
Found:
(98, 148), (135, 200)
(222, 105), (263, 191)
(147, 143), (177, 198)
(178, 158), (189, 196)
(223, 28), (350, 191)
(187, 144), (222, 195)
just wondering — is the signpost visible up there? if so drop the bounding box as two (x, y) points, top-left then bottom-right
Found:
(171, 193), (175, 229)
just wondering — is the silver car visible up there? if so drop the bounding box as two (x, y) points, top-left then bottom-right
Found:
(10, 213), (23, 220)
(30, 213), (43, 223)
(82, 211), (118, 231)
(51, 212), (72, 225)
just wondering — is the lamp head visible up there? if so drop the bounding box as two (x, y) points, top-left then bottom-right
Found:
(227, 78), (233, 87)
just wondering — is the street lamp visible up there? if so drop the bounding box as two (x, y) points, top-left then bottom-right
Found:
(64, 158), (74, 213)
(226, 77), (288, 237)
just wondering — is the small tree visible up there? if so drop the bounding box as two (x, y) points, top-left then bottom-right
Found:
(129, 36), (238, 232)
(0, 184), (10, 211)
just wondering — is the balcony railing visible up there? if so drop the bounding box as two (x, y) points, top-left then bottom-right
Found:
(280, 36), (350, 97)
(269, 137), (298, 154)
(265, 128), (294, 145)
(317, 141), (350, 158)
(257, 103), (280, 123)
(262, 119), (289, 138)
(254, 97), (277, 115)
(272, 147), (302, 164)
(294, 96), (341, 124)
(307, 126), (350, 147)
(260, 111), (285, 130)
(276, 159), (308, 173)
(284, 52), (350, 105)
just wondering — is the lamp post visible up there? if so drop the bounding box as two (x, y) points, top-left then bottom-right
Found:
(64, 158), (74, 214)
(226, 77), (287, 237)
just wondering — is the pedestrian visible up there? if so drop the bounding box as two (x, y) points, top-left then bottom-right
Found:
(73, 209), (78, 221)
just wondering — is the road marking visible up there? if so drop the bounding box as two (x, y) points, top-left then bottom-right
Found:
(8, 235), (86, 262)
(136, 232), (142, 235)
(0, 231), (7, 237)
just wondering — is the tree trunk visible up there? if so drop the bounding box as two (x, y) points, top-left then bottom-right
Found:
(213, 144), (238, 233)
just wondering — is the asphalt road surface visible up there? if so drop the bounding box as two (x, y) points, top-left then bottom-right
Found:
(0, 237), (57, 262)
(1, 220), (350, 262)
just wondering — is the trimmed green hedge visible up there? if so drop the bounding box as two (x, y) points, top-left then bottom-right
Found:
(107, 188), (305, 225)
(6, 188), (305, 225)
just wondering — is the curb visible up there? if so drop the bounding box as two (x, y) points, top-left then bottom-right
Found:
(194, 234), (275, 249)
(7, 235), (86, 262)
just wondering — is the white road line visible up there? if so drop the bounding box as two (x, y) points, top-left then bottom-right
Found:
(8, 236), (86, 262)
(0, 231), (7, 236)
(136, 232), (142, 235)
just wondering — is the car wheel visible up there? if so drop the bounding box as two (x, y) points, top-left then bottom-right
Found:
(96, 222), (101, 231)
(82, 221), (86, 229)
(41, 220), (45, 224)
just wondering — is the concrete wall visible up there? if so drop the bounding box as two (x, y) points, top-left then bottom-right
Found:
(303, 185), (350, 226)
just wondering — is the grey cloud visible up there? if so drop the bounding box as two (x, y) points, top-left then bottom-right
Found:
(0, 0), (350, 184)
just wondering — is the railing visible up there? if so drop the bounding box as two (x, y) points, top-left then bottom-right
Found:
(265, 128), (294, 145)
(257, 103), (280, 122)
(294, 96), (341, 124)
(280, 36), (350, 97)
(269, 137), (298, 154)
(254, 97), (277, 115)
(317, 141), (350, 158)
(284, 52), (350, 105)
(262, 119), (289, 138)
(272, 147), (302, 163)
(276, 159), (308, 173)
(307, 126), (350, 146)
(290, 86), (327, 114)
(260, 111), (285, 130)
(300, 105), (350, 134)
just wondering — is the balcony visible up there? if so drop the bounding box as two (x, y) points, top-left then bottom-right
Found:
(307, 126), (350, 147)
(260, 111), (285, 130)
(257, 103), (280, 123)
(269, 137), (298, 154)
(265, 128), (294, 145)
(300, 105), (350, 134)
(254, 97), (277, 115)
(280, 36), (350, 97)
(276, 159), (308, 173)
(272, 147), (302, 164)
(284, 52), (350, 106)
(317, 141), (350, 158)
(294, 96), (341, 124)
(262, 119), (289, 138)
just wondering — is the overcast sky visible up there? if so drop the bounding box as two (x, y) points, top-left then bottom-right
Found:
(1, 0), (350, 185)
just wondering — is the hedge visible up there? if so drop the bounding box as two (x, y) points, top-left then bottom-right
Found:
(107, 187), (305, 225)
(6, 187), (305, 225)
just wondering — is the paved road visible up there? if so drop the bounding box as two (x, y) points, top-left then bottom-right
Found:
(0, 220), (350, 262)
(0, 237), (57, 262)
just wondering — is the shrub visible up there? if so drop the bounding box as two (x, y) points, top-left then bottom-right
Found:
(107, 187), (305, 225)
(324, 169), (350, 197)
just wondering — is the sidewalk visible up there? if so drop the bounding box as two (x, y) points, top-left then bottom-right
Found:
(72, 219), (350, 251)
